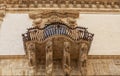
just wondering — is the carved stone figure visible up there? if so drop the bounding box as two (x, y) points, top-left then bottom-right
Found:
(79, 43), (88, 76)
(27, 42), (36, 66)
(63, 42), (71, 76)
(64, 42), (70, 53)
(45, 40), (53, 76)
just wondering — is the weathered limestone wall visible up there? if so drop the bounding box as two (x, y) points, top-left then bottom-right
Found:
(0, 58), (35, 76)
(0, 58), (119, 75)
(0, 14), (32, 55)
(87, 59), (120, 75)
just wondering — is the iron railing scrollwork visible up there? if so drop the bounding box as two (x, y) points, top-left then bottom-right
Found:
(22, 22), (94, 42)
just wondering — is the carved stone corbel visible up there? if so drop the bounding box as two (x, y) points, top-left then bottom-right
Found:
(26, 42), (36, 67)
(63, 42), (72, 76)
(45, 40), (53, 76)
(79, 42), (88, 76)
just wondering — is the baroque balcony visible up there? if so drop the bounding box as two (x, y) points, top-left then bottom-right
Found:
(22, 22), (94, 43)
(22, 21), (94, 76)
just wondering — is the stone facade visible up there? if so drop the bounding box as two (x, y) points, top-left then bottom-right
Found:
(0, 0), (119, 76)
(87, 59), (120, 75)
(0, 56), (31, 76)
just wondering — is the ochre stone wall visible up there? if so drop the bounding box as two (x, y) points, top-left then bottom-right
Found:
(87, 59), (120, 75)
(0, 58), (119, 75)
(0, 59), (35, 76)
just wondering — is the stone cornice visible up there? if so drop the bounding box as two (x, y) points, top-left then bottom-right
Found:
(0, 0), (120, 13)
(0, 55), (26, 59)
(0, 55), (119, 59)
(2, 8), (120, 14)
(0, 0), (120, 8)
(88, 55), (120, 59)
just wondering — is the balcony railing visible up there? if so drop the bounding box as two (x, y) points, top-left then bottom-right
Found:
(22, 22), (94, 42)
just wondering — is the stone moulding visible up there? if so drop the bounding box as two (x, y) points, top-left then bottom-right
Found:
(88, 55), (120, 59)
(0, 0), (120, 9)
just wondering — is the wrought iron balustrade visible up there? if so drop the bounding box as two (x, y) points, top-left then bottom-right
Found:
(22, 22), (94, 42)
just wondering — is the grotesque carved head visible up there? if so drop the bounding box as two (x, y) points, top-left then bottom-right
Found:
(81, 43), (88, 53)
(64, 42), (70, 52)
(27, 42), (36, 51)
(46, 40), (53, 53)
(67, 17), (77, 27)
